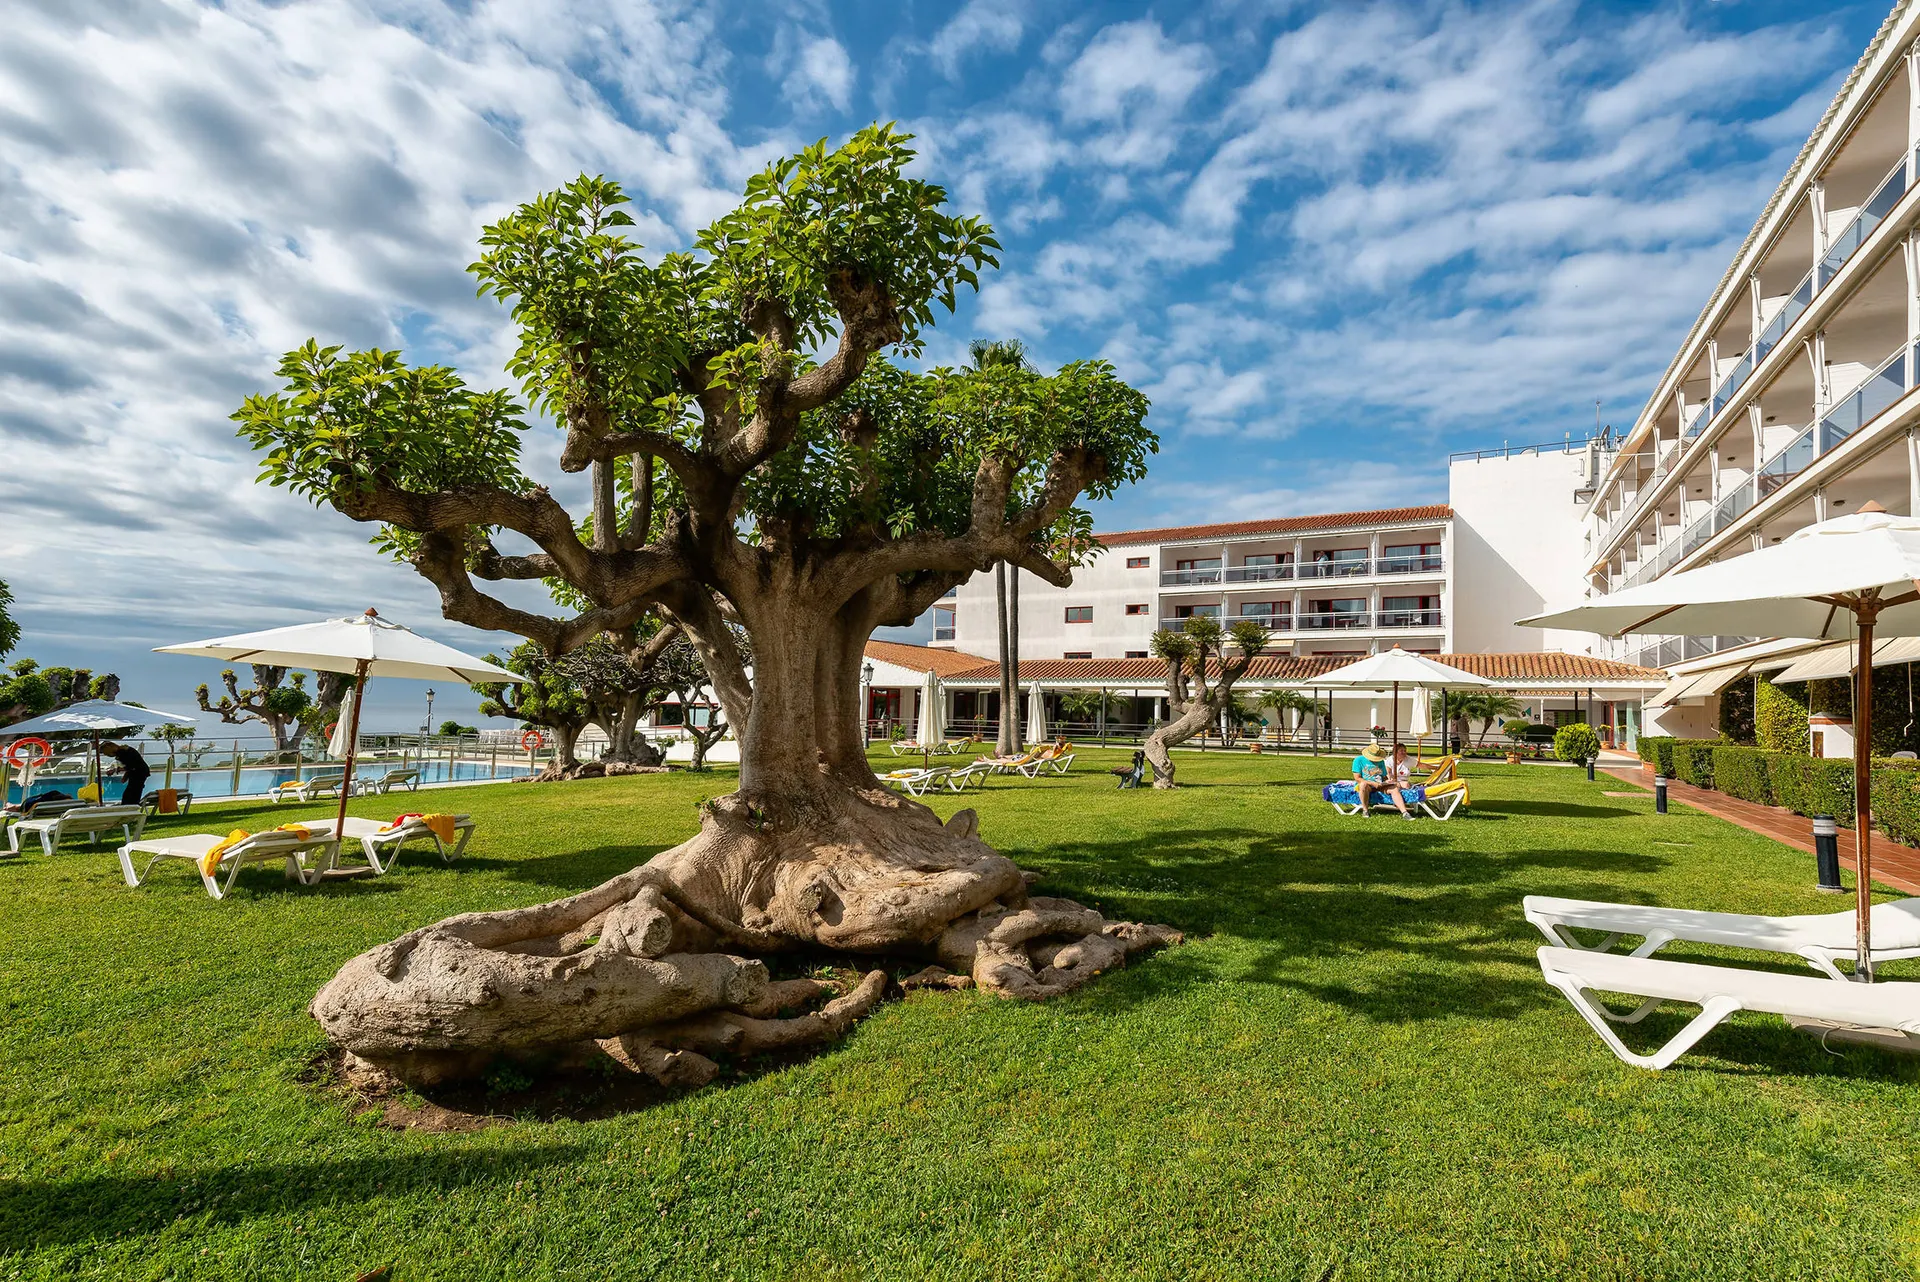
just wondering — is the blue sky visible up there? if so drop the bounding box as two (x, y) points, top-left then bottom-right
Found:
(0, 0), (1890, 729)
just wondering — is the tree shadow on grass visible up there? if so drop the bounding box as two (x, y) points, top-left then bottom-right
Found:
(500, 844), (672, 893)
(1473, 800), (1641, 819)
(0, 1144), (592, 1252)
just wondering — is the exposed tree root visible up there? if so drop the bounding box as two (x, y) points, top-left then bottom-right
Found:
(525, 759), (672, 783)
(310, 786), (1179, 1089)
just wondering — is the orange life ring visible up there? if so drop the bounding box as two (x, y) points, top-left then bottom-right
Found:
(323, 721), (339, 739)
(521, 729), (546, 751)
(5, 737), (52, 770)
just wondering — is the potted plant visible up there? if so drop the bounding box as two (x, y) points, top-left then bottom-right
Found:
(1502, 719), (1532, 764)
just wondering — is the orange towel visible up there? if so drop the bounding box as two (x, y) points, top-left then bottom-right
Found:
(200, 830), (251, 876)
(154, 788), (180, 815)
(386, 812), (457, 844)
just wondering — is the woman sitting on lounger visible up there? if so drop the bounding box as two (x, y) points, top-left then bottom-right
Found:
(1351, 743), (1413, 818)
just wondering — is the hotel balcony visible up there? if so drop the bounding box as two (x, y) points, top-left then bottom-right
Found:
(1157, 555), (1442, 588)
(932, 626), (955, 641)
(1159, 610), (1442, 633)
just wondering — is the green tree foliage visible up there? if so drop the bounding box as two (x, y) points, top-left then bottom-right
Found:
(232, 123), (1155, 808)
(0, 579), (18, 661)
(0, 659), (121, 729)
(1453, 693), (1524, 746)
(472, 642), (593, 768)
(439, 721), (480, 737)
(196, 666), (312, 752)
(1553, 722), (1601, 763)
(1755, 679), (1810, 755)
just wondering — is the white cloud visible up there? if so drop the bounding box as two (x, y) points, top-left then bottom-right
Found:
(928, 0), (1025, 78)
(780, 34), (855, 113)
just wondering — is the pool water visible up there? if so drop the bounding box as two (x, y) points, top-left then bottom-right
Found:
(6, 759), (529, 807)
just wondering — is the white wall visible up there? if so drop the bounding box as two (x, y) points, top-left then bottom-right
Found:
(1448, 450), (1599, 655)
(951, 550), (1162, 659)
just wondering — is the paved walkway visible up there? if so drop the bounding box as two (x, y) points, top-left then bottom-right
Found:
(1601, 764), (1920, 895)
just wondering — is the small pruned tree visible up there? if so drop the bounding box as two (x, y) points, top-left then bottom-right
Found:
(472, 642), (594, 778)
(236, 124), (1174, 1091)
(1143, 617), (1271, 787)
(646, 633), (743, 771)
(1, 659), (120, 729)
(197, 666), (311, 753)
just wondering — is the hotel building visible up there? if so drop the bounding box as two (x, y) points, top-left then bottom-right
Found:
(1586, 1), (1920, 740)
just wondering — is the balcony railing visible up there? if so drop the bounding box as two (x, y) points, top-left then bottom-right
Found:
(1616, 342), (1915, 592)
(1375, 554), (1443, 575)
(1600, 146), (1920, 555)
(1378, 608), (1443, 628)
(1160, 615), (1294, 632)
(932, 626), (955, 641)
(1297, 559), (1373, 580)
(1224, 563), (1295, 583)
(1160, 568), (1223, 587)
(1299, 611), (1373, 630)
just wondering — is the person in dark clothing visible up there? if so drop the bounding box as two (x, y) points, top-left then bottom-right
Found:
(99, 741), (151, 806)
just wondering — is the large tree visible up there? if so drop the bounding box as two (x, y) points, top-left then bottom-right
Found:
(0, 580), (18, 662)
(472, 641), (597, 777)
(237, 126), (1174, 1089)
(1, 660), (120, 729)
(1142, 618), (1270, 787)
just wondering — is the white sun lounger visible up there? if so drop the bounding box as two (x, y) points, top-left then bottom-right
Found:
(269, 774), (349, 803)
(7, 804), (147, 856)
(1537, 945), (1920, 1070)
(117, 829), (339, 899)
(883, 768), (951, 796)
(1523, 894), (1920, 982)
(943, 760), (993, 791)
(309, 814), (475, 874)
(367, 769), (421, 795)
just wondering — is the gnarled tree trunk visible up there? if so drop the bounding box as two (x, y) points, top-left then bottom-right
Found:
(313, 592), (1179, 1090)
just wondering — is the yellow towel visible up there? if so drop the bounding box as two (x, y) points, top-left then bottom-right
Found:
(276, 824), (312, 841)
(77, 783), (102, 803)
(200, 830), (252, 876)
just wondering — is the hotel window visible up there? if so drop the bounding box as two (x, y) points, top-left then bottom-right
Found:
(1381, 595), (1438, 626)
(1172, 604), (1221, 619)
(1064, 651), (1092, 659)
(1125, 603), (1149, 615)
(1381, 542), (1440, 573)
(933, 604), (955, 641)
(1126, 556), (1150, 569)
(1064, 606), (1093, 623)
(1125, 650), (1148, 657)
(1176, 557), (1221, 571)
(1238, 601), (1291, 619)
(1239, 552), (1292, 581)
(1307, 598), (1368, 628)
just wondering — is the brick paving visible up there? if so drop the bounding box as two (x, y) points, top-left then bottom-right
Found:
(1600, 763), (1920, 895)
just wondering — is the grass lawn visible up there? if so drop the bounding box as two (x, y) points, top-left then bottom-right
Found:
(4, 748), (1920, 1280)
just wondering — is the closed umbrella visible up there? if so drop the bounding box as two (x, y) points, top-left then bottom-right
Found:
(917, 669), (941, 767)
(1408, 686), (1433, 746)
(1026, 682), (1048, 748)
(158, 609), (523, 844)
(327, 689), (356, 760)
(1524, 502), (1920, 979)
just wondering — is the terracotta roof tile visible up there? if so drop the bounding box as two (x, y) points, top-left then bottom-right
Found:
(863, 639), (998, 677)
(1098, 505), (1453, 548)
(930, 650), (1664, 685)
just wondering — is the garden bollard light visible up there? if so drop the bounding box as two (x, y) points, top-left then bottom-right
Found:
(1813, 814), (1843, 893)
(1586, 757), (1596, 782)
(1654, 773), (1667, 814)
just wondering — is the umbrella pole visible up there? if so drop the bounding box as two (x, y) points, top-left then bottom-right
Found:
(1392, 681), (1399, 746)
(1855, 611), (1877, 982)
(333, 661), (371, 850)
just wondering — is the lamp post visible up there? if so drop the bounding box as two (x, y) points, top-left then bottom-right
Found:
(424, 687), (435, 738)
(860, 662), (875, 745)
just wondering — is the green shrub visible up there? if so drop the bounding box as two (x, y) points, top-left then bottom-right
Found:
(1766, 753), (1854, 826)
(1711, 745), (1772, 806)
(1637, 736), (1675, 776)
(1553, 723), (1600, 763)
(1755, 680), (1810, 755)
(1671, 740), (1717, 788)
(1873, 763), (1920, 847)
(1502, 720), (1532, 744)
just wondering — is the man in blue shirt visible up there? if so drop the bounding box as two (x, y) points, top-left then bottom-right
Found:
(1351, 742), (1412, 818)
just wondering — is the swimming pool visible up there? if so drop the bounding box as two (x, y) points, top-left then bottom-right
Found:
(5, 758), (530, 807)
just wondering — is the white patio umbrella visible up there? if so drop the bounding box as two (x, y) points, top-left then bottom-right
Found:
(1312, 647), (1497, 748)
(157, 609), (523, 841)
(917, 668), (942, 765)
(1523, 502), (1920, 979)
(0, 699), (195, 800)
(1408, 686), (1433, 748)
(1026, 681), (1048, 747)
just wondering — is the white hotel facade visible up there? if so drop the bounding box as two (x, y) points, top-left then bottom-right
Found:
(1582, 0), (1920, 740)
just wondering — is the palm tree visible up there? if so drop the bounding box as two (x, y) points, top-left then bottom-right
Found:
(971, 337), (1037, 755)
(1258, 689), (1322, 742)
(1456, 693), (1525, 746)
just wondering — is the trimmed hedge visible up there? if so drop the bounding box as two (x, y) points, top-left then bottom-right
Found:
(1671, 740), (1716, 789)
(1711, 745), (1771, 806)
(1637, 735), (1675, 776)
(1873, 760), (1920, 847)
(1766, 754), (1854, 827)
(1553, 723), (1600, 763)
